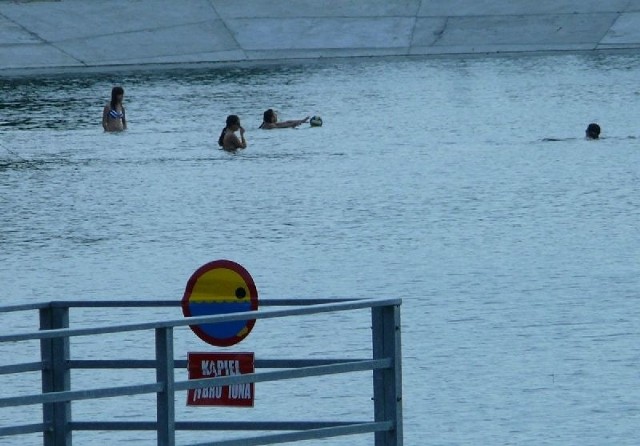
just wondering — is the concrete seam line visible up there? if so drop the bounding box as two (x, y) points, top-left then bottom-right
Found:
(0, 9), (47, 44)
(0, 8), (87, 66)
(432, 17), (449, 47)
(420, 12), (631, 19)
(596, 11), (624, 48)
(407, 15), (419, 54)
(207, 0), (247, 60)
(86, 49), (246, 65)
(50, 20), (225, 44)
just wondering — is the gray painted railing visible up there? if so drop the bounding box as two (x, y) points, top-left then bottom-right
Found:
(0, 298), (403, 445)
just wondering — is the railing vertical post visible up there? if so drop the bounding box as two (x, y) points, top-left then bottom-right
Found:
(155, 327), (175, 446)
(372, 303), (403, 446)
(39, 304), (72, 446)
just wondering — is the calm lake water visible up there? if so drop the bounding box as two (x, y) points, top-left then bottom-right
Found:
(1, 54), (640, 445)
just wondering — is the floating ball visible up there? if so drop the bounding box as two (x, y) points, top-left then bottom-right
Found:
(309, 116), (323, 127)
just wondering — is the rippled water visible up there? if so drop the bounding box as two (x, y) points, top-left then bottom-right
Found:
(1, 54), (640, 445)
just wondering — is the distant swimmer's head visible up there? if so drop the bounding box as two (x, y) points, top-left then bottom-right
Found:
(586, 123), (601, 140)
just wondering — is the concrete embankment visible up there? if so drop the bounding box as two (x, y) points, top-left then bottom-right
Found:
(1, 0), (639, 75)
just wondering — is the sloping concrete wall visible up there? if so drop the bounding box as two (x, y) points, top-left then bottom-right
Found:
(1, 0), (639, 74)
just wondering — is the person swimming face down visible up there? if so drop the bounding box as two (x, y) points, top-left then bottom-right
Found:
(586, 123), (601, 140)
(259, 108), (309, 129)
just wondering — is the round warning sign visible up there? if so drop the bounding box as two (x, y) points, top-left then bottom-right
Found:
(181, 260), (258, 347)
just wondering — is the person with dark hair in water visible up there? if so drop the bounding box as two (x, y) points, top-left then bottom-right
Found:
(218, 115), (247, 150)
(544, 122), (603, 142)
(586, 123), (601, 140)
(102, 86), (127, 132)
(259, 109), (309, 129)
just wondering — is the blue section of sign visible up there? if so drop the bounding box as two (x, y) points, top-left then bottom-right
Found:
(188, 302), (253, 340)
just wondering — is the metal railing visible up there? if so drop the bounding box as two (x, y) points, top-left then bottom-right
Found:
(0, 298), (403, 445)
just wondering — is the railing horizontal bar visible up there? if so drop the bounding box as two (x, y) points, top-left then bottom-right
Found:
(257, 358), (364, 368)
(0, 298), (401, 343)
(175, 359), (391, 391)
(0, 299), (355, 314)
(0, 382), (163, 408)
(189, 421), (393, 446)
(176, 421), (366, 431)
(0, 302), (50, 313)
(71, 420), (367, 431)
(48, 299), (351, 309)
(67, 358), (364, 369)
(0, 423), (47, 436)
(71, 421), (157, 431)
(0, 361), (42, 375)
(53, 300), (179, 308)
(68, 359), (165, 369)
(260, 299), (353, 306)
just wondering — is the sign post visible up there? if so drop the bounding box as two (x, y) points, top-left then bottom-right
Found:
(182, 260), (259, 408)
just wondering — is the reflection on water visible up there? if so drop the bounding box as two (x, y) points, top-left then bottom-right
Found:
(1, 54), (640, 446)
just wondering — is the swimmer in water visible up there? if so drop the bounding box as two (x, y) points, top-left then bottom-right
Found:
(218, 115), (247, 151)
(102, 86), (127, 132)
(259, 109), (309, 129)
(543, 122), (603, 142)
(585, 123), (601, 140)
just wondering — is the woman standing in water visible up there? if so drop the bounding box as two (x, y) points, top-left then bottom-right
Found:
(218, 115), (247, 150)
(102, 86), (127, 132)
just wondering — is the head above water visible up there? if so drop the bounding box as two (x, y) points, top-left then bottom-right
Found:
(262, 109), (277, 124)
(110, 86), (124, 109)
(226, 114), (241, 129)
(586, 123), (601, 139)
(109, 87), (124, 110)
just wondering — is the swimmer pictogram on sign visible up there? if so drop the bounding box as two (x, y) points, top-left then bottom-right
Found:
(181, 260), (259, 347)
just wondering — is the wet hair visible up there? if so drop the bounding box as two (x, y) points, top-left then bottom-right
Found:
(262, 109), (276, 124)
(110, 86), (124, 111)
(586, 123), (601, 139)
(218, 115), (240, 147)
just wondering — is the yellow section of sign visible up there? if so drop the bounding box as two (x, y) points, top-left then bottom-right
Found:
(189, 267), (252, 304)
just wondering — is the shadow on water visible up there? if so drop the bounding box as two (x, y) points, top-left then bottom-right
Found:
(0, 151), (91, 171)
(0, 158), (61, 171)
(214, 148), (346, 161)
(0, 151), (343, 172)
(1, 76), (104, 130)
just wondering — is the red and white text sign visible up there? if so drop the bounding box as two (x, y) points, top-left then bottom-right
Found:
(187, 352), (254, 407)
